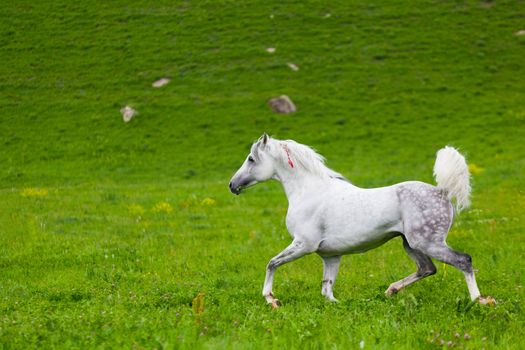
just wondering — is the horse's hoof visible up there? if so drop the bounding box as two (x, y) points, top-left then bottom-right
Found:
(479, 296), (496, 305)
(271, 299), (281, 309)
(385, 287), (398, 297)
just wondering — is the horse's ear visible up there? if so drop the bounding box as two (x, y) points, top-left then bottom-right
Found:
(261, 132), (269, 145)
(257, 133), (270, 150)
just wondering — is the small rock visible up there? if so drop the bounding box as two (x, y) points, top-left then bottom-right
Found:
(152, 77), (171, 88)
(324, 13), (331, 18)
(268, 95), (297, 114)
(515, 29), (525, 36)
(120, 106), (137, 122)
(287, 62), (299, 71)
(266, 47), (276, 53)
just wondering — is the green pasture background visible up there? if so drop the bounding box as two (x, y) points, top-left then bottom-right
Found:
(0, 1), (524, 348)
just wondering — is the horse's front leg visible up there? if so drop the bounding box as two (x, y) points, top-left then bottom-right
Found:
(263, 239), (313, 308)
(321, 255), (341, 302)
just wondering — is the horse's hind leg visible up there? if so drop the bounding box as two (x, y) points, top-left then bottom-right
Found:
(416, 243), (489, 302)
(385, 236), (436, 296)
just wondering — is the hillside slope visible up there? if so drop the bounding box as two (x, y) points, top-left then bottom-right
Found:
(1, 1), (523, 187)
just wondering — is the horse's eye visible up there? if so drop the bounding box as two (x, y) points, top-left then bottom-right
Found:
(248, 156), (255, 163)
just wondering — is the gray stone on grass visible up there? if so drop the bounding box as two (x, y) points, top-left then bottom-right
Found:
(287, 62), (299, 71)
(120, 106), (137, 122)
(268, 95), (297, 114)
(152, 78), (171, 88)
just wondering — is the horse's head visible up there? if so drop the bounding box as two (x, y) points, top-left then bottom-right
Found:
(229, 133), (277, 195)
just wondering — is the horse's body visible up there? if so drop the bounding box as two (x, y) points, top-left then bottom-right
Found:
(286, 180), (404, 256)
(229, 134), (493, 307)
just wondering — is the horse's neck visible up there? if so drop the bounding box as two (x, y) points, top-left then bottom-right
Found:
(276, 170), (326, 202)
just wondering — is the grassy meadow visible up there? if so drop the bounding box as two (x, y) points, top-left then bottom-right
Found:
(1, 0), (524, 348)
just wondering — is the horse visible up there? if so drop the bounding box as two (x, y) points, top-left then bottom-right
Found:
(229, 133), (494, 308)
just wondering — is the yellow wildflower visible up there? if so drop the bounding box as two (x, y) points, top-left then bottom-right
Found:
(200, 197), (216, 206)
(153, 201), (173, 214)
(21, 188), (49, 197)
(468, 163), (484, 176)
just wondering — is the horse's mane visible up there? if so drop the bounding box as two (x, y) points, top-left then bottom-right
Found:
(276, 140), (348, 181)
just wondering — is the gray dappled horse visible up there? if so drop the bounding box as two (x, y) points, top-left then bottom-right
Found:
(229, 134), (494, 307)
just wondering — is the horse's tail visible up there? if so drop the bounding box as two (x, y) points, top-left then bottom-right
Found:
(433, 146), (471, 213)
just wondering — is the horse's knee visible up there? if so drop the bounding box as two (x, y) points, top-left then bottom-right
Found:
(267, 259), (278, 271)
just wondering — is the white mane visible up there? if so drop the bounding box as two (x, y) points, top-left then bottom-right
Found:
(274, 140), (347, 181)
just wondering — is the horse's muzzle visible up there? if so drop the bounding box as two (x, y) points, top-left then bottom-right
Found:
(229, 181), (241, 195)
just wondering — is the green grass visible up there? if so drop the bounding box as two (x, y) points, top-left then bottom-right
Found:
(1, 0), (524, 348)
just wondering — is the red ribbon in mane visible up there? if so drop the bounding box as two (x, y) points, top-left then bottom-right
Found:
(282, 145), (294, 168)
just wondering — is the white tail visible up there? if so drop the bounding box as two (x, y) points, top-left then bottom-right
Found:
(433, 146), (471, 212)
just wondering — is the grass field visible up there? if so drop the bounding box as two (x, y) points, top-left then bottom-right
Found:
(1, 0), (524, 348)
